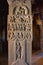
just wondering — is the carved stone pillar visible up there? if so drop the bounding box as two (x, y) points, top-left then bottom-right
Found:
(7, 0), (32, 65)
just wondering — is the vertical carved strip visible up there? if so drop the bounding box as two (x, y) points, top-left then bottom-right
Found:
(7, 0), (32, 65)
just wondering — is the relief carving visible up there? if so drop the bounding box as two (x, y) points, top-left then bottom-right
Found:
(16, 39), (22, 60)
(7, 0), (32, 65)
(8, 2), (31, 58)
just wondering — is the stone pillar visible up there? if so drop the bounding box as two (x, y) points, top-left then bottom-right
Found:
(40, 23), (43, 50)
(36, 18), (43, 50)
(7, 0), (32, 65)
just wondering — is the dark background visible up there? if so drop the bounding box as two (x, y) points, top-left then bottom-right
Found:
(0, 0), (8, 54)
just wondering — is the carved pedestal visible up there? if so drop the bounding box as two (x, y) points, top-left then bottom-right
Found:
(7, 0), (32, 65)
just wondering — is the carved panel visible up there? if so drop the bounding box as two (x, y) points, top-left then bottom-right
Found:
(7, 0), (32, 65)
